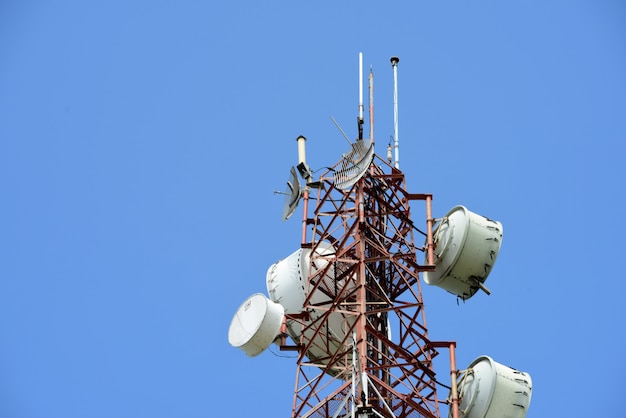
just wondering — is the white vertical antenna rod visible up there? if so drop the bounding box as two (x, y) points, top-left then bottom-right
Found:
(368, 67), (374, 145)
(359, 52), (364, 124)
(351, 333), (357, 418)
(390, 56), (400, 169)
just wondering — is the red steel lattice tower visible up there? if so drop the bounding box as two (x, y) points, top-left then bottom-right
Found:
(282, 151), (447, 418)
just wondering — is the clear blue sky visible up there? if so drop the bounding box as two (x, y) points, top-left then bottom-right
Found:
(1, 1), (624, 417)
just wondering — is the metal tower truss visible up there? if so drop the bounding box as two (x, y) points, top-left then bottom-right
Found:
(284, 153), (444, 418)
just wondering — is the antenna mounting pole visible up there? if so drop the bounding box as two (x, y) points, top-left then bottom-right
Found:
(391, 56), (400, 169)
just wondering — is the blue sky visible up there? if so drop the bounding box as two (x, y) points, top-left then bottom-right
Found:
(1, 1), (625, 417)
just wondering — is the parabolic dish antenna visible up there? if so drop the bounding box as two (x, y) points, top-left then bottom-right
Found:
(228, 293), (285, 357)
(281, 166), (302, 221)
(333, 139), (374, 190)
(265, 242), (357, 375)
(424, 206), (503, 300)
(451, 356), (532, 418)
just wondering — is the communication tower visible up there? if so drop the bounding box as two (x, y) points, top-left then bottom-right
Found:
(228, 54), (532, 418)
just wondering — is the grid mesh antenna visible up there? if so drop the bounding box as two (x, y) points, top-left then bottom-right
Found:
(333, 139), (374, 190)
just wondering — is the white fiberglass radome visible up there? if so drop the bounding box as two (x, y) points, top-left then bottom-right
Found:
(424, 206), (503, 300)
(265, 242), (356, 373)
(228, 293), (284, 357)
(266, 241), (339, 314)
(452, 356), (532, 418)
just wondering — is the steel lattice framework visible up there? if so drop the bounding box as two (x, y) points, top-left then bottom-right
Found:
(282, 152), (447, 418)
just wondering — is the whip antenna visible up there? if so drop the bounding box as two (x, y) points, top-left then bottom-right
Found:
(358, 52), (364, 140)
(391, 56), (400, 169)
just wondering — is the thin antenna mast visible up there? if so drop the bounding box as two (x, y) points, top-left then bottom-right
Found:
(369, 66), (374, 145)
(391, 56), (400, 169)
(358, 52), (364, 140)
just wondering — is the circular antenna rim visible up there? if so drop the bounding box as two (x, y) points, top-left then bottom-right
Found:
(228, 293), (285, 357)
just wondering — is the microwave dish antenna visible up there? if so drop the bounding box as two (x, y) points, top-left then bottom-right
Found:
(228, 293), (285, 357)
(274, 135), (322, 222)
(452, 356), (532, 418)
(274, 166), (303, 222)
(333, 139), (374, 189)
(424, 206), (503, 300)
